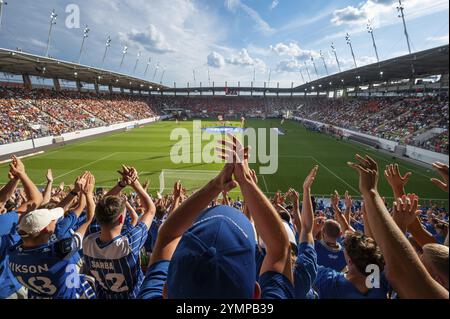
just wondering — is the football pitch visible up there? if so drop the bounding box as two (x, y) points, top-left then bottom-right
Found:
(0, 119), (447, 206)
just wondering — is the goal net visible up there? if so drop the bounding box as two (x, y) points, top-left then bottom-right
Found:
(159, 169), (222, 194)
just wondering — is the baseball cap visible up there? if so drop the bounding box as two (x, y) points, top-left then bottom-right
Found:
(258, 221), (297, 251)
(18, 207), (64, 237)
(167, 205), (257, 299)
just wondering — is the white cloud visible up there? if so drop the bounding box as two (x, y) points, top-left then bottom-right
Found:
(224, 0), (275, 34)
(270, 42), (320, 61)
(426, 34), (449, 43)
(276, 59), (302, 73)
(207, 51), (225, 69)
(227, 48), (266, 70)
(331, 0), (449, 27)
(119, 25), (174, 53)
(270, 0), (280, 10)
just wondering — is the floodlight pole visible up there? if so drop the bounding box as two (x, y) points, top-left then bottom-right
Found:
(77, 25), (90, 64)
(253, 67), (256, 83)
(207, 67), (211, 86)
(160, 68), (165, 84)
(101, 36), (111, 69)
(320, 50), (329, 75)
(304, 61), (312, 82)
(397, 0), (412, 54)
(299, 69), (306, 84)
(367, 21), (380, 62)
(331, 42), (342, 73)
(193, 69), (196, 85)
(346, 33), (357, 68)
(119, 46), (128, 71)
(0, 0), (8, 31)
(144, 57), (151, 77)
(153, 62), (160, 81)
(133, 51), (141, 74)
(45, 9), (57, 57)
(268, 68), (272, 86)
(310, 56), (319, 79)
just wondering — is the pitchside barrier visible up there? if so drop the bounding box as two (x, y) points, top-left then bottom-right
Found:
(0, 115), (171, 157)
(294, 117), (448, 166)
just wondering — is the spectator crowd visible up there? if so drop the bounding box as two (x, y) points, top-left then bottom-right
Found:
(0, 136), (448, 299)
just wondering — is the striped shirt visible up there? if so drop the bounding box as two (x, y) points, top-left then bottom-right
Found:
(82, 222), (148, 299)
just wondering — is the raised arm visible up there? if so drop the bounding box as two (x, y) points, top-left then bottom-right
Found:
(76, 172), (95, 239)
(0, 172), (19, 205)
(287, 188), (301, 235)
(129, 169), (156, 229)
(125, 201), (139, 227)
(224, 135), (292, 283)
(300, 166), (319, 245)
(430, 162), (449, 193)
(348, 154), (448, 299)
(384, 164), (411, 199)
(150, 164), (236, 265)
(41, 169), (54, 205)
(331, 191), (354, 233)
(10, 156), (43, 213)
(57, 173), (88, 212)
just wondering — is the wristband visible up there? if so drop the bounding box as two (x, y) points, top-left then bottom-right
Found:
(70, 190), (78, 196)
(118, 181), (127, 188)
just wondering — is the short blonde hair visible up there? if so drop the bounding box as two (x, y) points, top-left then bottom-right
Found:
(423, 244), (449, 280)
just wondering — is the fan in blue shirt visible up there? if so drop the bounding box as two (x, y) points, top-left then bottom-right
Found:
(139, 152), (295, 299)
(314, 232), (388, 299)
(315, 219), (347, 272)
(82, 167), (156, 299)
(8, 171), (97, 299)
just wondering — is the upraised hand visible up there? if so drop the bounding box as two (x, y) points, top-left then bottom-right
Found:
(303, 165), (319, 190)
(9, 155), (25, 177)
(430, 162), (449, 193)
(81, 172), (96, 195)
(384, 164), (411, 197)
(117, 165), (138, 186)
(331, 190), (340, 210)
(347, 154), (379, 195)
(344, 191), (352, 209)
(392, 193), (421, 233)
(46, 169), (54, 183)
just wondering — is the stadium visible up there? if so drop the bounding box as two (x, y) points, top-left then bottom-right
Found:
(0, 0), (449, 304)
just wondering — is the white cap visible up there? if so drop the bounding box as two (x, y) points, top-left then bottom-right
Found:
(282, 221), (297, 246)
(18, 208), (64, 237)
(259, 221), (297, 249)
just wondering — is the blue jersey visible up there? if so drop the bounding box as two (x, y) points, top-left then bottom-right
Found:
(314, 266), (389, 299)
(0, 233), (23, 298)
(294, 242), (318, 299)
(143, 218), (162, 253)
(83, 222), (148, 299)
(0, 211), (19, 236)
(8, 232), (95, 299)
(314, 240), (346, 272)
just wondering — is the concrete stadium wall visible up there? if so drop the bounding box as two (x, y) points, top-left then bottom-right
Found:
(293, 117), (449, 165)
(0, 116), (169, 157)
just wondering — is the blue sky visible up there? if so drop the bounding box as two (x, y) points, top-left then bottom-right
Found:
(0, 0), (448, 88)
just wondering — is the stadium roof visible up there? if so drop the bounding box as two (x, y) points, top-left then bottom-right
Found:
(0, 45), (448, 94)
(294, 44), (449, 92)
(0, 48), (167, 92)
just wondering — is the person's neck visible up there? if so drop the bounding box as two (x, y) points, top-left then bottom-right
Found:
(324, 239), (339, 249)
(345, 268), (369, 294)
(99, 226), (122, 243)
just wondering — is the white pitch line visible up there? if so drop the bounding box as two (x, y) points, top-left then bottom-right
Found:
(53, 152), (119, 180)
(311, 156), (360, 194)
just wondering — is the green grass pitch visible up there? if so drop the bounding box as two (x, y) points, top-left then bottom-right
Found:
(0, 119), (447, 207)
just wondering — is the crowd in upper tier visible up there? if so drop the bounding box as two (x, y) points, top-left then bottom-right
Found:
(1, 87), (448, 154)
(0, 87), (159, 145)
